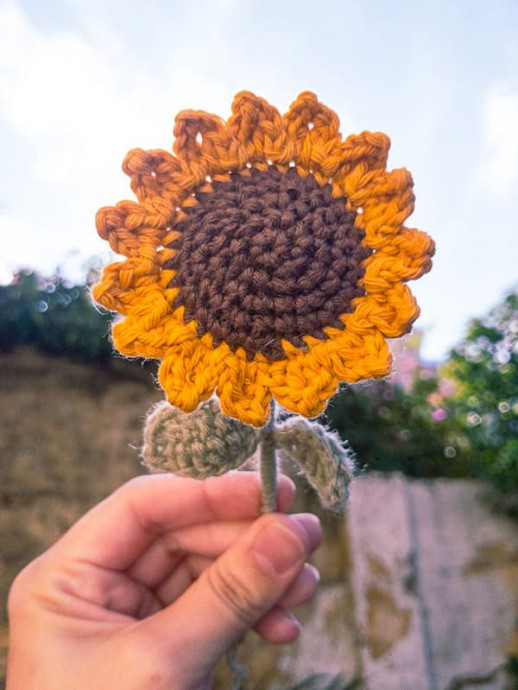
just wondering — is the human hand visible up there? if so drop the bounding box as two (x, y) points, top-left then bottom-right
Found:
(7, 472), (321, 690)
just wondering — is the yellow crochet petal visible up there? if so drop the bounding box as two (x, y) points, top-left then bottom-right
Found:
(270, 343), (338, 419)
(324, 326), (392, 382)
(346, 284), (420, 339)
(228, 91), (292, 166)
(159, 338), (223, 413)
(114, 309), (199, 359)
(111, 284), (177, 357)
(93, 256), (161, 315)
(361, 227), (435, 291)
(217, 349), (272, 427)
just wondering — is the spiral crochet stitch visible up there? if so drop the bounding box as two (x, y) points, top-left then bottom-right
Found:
(166, 166), (371, 360)
(93, 91), (435, 426)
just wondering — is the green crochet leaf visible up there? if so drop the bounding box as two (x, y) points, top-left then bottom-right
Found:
(274, 417), (356, 514)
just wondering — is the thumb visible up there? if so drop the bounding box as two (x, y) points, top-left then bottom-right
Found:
(142, 513), (318, 670)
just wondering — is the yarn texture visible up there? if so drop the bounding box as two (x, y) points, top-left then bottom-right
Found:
(274, 418), (355, 514)
(142, 399), (260, 478)
(166, 166), (370, 360)
(142, 398), (354, 515)
(93, 91), (435, 426)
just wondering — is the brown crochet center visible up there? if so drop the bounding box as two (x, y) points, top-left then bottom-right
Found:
(166, 166), (372, 360)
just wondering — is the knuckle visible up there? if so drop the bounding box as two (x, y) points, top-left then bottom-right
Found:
(7, 557), (43, 616)
(116, 475), (150, 497)
(206, 561), (263, 625)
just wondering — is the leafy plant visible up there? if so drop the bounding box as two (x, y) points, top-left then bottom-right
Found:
(0, 270), (113, 363)
(444, 292), (518, 496)
(323, 375), (460, 480)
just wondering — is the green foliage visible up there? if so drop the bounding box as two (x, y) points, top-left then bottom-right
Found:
(324, 290), (518, 503)
(0, 270), (113, 363)
(444, 292), (518, 495)
(323, 375), (461, 480)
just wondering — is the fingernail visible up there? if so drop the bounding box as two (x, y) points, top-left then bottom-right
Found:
(291, 513), (322, 551)
(252, 516), (307, 577)
(269, 608), (302, 637)
(307, 563), (321, 583)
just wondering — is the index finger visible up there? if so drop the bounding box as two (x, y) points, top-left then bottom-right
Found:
(51, 472), (295, 571)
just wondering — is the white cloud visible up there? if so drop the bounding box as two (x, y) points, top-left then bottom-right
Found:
(477, 82), (518, 198)
(0, 0), (240, 182)
(0, 2), (170, 179)
(0, 0), (231, 274)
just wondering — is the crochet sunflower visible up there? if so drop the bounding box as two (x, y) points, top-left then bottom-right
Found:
(93, 91), (434, 430)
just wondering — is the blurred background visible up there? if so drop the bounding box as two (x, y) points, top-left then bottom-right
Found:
(1, 1), (517, 688)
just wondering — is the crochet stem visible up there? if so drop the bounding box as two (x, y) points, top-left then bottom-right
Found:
(260, 400), (277, 513)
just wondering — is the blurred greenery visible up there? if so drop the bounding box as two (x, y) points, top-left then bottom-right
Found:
(1, 269), (517, 504)
(323, 374), (465, 479)
(506, 655), (518, 685)
(0, 269), (113, 363)
(324, 290), (518, 505)
(443, 292), (518, 496)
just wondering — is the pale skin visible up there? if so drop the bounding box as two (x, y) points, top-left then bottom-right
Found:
(7, 472), (322, 690)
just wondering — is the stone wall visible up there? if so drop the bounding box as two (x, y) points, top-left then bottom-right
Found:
(215, 476), (518, 690)
(1, 350), (517, 689)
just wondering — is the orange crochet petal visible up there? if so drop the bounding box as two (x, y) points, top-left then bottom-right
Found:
(173, 110), (247, 176)
(283, 91), (342, 183)
(92, 261), (131, 315)
(333, 131), (390, 180)
(344, 166), (413, 209)
(122, 148), (186, 206)
(96, 199), (173, 258)
(228, 91), (292, 166)
(93, 256), (162, 315)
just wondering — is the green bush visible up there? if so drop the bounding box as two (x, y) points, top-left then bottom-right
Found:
(324, 290), (518, 502)
(323, 375), (461, 480)
(0, 270), (113, 363)
(444, 292), (518, 495)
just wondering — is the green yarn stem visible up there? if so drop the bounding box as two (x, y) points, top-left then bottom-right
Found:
(260, 400), (277, 513)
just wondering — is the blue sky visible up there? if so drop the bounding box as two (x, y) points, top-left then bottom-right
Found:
(1, 0), (517, 361)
